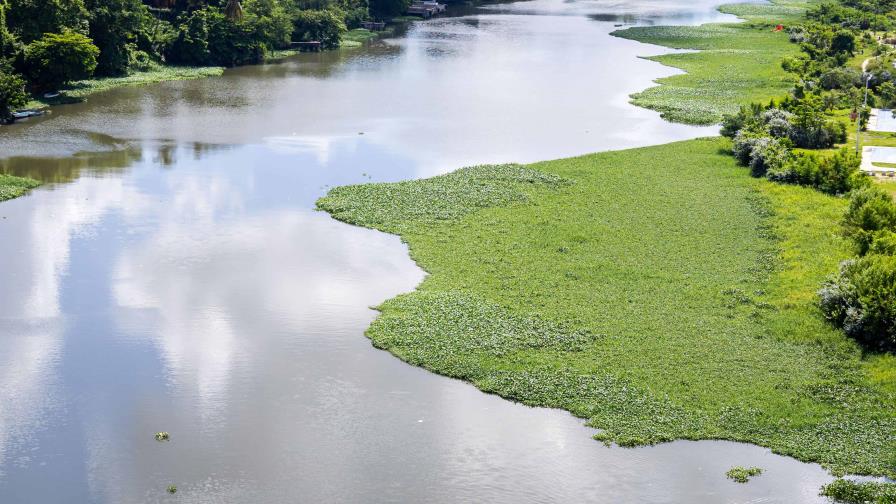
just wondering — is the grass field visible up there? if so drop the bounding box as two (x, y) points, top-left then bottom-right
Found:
(611, 1), (808, 124)
(0, 173), (40, 202)
(319, 138), (896, 478)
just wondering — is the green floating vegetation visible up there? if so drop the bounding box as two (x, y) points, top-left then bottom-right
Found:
(166, 484), (177, 494)
(726, 466), (763, 483)
(154, 432), (170, 442)
(27, 65), (225, 109)
(318, 138), (896, 477)
(821, 479), (896, 504)
(0, 173), (40, 202)
(611, 1), (809, 124)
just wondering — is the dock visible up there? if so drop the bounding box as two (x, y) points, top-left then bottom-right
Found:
(406, 1), (446, 18)
(290, 41), (322, 52)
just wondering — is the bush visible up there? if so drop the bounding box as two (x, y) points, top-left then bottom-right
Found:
(292, 9), (346, 49)
(819, 254), (896, 352)
(0, 70), (27, 123)
(762, 108), (793, 138)
(732, 132), (790, 177)
(843, 186), (896, 255)
(819, 66), (862, 90)
(720, 103), (763, 138)
(23, 31), (99, 90)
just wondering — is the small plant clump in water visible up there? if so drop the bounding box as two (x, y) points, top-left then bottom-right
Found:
(155, 432), (170, 442)
(167, 484), (177, 494)
(821, 479), (896, 504)
(726, 466), (763, 483)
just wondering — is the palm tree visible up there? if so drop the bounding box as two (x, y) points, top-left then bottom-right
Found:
(224, 0), (243, 21)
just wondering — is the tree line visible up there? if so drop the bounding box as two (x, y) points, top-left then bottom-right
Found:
(0, 0), (413, 122)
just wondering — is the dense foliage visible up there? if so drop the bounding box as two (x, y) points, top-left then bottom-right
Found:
(0, 0), (385, 116)
(821, 478), (896, 504)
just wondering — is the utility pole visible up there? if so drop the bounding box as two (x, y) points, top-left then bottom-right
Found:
(857, 72), (873, 154)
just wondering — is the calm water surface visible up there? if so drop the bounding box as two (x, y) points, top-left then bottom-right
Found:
(0, 1), (834, 502)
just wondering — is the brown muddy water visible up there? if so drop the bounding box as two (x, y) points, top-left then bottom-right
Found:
(0, 1), (835, 502)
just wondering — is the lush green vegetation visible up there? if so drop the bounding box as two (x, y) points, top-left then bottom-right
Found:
(0, 172), (39, 201)
(611, 1), (806, 124)
(821, 478), (896, 504)
(319, 138), (896, 478)
(725, 466), (763, 483)
(0, 0), (407, 121)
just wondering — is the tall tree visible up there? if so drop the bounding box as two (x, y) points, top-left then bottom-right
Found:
(6, 0), (87, 43)
(84, 0), (153, 75)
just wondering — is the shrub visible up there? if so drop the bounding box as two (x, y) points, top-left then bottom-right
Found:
(732, 132), (790, 177)
(819, 254), (896, 352)
(762, 108), (793, 138)
(292, 9), (346, 49)
(23, 31), (99, 90)
(0, 70), (27, 123)
(819, 66), (862, 90)
(720, 103), (763, 138)
(843, 186), (896, 255)
(815, 148), (865, 194)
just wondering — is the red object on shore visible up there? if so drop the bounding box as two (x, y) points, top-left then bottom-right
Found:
(850, 109), (858, 122)
(774, 24), (784, 31)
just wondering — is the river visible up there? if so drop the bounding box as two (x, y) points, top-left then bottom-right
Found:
(0, 1), (834, 502)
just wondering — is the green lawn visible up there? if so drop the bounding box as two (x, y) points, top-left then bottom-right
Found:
(318, 138), (896, 478)
(611, 1), (809, 124)
(0, 173), (40, 202)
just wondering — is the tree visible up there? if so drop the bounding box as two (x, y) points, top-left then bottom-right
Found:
(831, 29), (857, 55)
(167, 9), (211, 66)
(24, 31), (99, 91)
(5, 0), (86, 43)
(368, 0), (408, 19)
(84, 0), (154, 76)
(0, 0), (16, 60)
(0, 70), (27, 123)
(292, 9), (345, 48)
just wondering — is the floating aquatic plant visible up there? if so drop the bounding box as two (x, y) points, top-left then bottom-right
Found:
(726, 466), (763, 483)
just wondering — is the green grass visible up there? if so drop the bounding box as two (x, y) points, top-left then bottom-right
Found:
(821, 479), (896, 504)
(318, 137), (896, 478)
(726, 466), (763, 483)
(611, 1), (809, 124)
(0, 173), (40, 202)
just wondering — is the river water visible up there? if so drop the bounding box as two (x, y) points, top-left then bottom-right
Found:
(0, 1), (834, 502)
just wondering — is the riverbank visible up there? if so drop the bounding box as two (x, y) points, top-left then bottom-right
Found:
(20, 25), (403, 112)
(318, 137), (896, 479)
(0, 173), (40, 202)
(611, 0), (808, 124)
